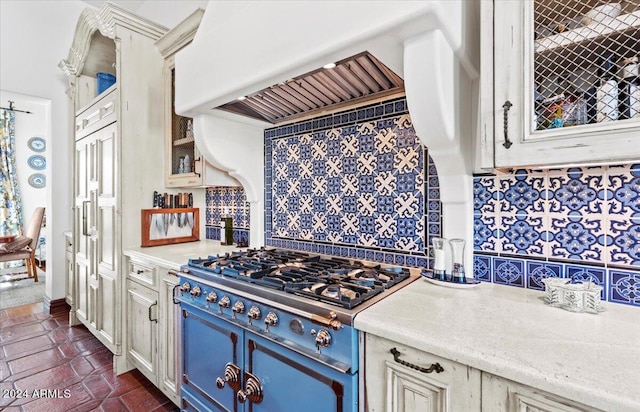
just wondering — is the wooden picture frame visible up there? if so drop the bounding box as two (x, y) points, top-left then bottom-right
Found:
(141, 208), (199, 247)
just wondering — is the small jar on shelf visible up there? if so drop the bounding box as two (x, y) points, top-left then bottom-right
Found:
(619, 56), (640, 119)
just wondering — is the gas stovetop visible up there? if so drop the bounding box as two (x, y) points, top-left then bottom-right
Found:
(181, 247), (420, 325)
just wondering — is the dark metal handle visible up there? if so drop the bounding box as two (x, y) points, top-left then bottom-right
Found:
(172, 284), (180, 305)
(148, 301), (158, 323)
(390, 348), (444, 374)
(82, 200), (90, 236)
(502, 100), (513, 149)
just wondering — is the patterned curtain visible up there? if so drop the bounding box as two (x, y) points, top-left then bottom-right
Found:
(0, 109), (23, 236)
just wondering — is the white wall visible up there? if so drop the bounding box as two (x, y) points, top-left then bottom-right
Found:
(0, 0), (206, 304)
(136, 0), (208, 29)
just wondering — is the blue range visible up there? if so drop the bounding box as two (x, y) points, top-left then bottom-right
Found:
(175, 248), (417, 412)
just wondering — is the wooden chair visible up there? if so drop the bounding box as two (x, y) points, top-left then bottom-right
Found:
(0, 207), (45, 282)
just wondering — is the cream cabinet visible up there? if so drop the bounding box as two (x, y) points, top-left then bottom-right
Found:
(363, 333), (481, 412)
(124, 253), (180, 405)
(60, 3), (167, 361)
(74, 99), (118, 351)
(481, 373), (603, 412)
(155, 9), (240, 188)
(126, 278), (158, 380)
(480, 0), (640, 169)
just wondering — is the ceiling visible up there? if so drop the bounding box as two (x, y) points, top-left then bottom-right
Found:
(80, 0), (145, 12)
(217, 51), (405, 124)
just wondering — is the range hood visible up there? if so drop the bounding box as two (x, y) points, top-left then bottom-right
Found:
(218, 51), (405, 124)
(174, 0), (480, 267)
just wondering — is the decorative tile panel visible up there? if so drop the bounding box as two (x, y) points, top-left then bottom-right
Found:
(473, 163), (640, 308)
(265, 98), (438, 266)
(566, 264), (606, 300)
(548, 214), (605, 262)
(498, 169), (546, 215)
(493, 257), (525, 287)
(609, 268), (640, 306)
(473, 255), (491, 282)
(473, 175), (498, 215)
(498, 214), (547, 257)
(548, 167), (606, 215)
(205, 186), (250, 243)
(526, 261), (563, 291)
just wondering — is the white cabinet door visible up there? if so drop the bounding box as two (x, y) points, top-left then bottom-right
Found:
(127, 280), (158, 384)
(484, 0), (640, 169)
(158, 269), (179, 404)
(74, 121), (119, 353)
(363, 333), (481, 412)
(75, 128), (98, 329)
(95, 123), (119, 350)
(123, 254), (179, 406)
(481, 373), (603, 412)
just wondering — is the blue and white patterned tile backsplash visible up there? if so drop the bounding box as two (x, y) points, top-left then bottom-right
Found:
(264, 97), (439, 267)
(205, 186), (250, 244)
(473, 164), (640, 308)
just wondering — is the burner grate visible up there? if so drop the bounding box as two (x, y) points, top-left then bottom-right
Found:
(187, 248), (412, 309)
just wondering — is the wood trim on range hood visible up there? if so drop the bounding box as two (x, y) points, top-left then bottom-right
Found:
(216, 51), (405, 124)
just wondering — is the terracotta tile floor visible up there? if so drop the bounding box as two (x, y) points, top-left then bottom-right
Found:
(0, 302), (179, 412)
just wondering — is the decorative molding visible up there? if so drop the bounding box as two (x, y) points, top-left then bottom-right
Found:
(59, 3), (167, 79)
(155, 9), (204, 58)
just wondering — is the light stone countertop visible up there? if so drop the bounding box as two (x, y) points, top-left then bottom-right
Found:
(123, 240), (241, 270)
(353, 278), (640, 412)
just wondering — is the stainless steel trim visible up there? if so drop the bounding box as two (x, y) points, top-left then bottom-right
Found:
(178, 269), (420, 326)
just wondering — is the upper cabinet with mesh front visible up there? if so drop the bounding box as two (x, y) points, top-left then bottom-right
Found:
(479, 0), (640, 169)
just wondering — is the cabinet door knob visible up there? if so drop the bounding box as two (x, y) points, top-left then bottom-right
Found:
(502, 100), (513, 149)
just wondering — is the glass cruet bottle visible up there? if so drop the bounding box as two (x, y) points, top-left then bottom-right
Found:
(432, 237), (447, 281)
(450, 238), (466, 283)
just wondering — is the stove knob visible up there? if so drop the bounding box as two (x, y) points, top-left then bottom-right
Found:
(206, 291), (218, 304)
(247, 306), (261, 325)
(264, 312), (278, 332)
(232, 301), (245, 319)
(190, 285), (201, 297)
(314, 329), (331, 351)
(180, 282), (191, 293)
(218, 296), (231, 312)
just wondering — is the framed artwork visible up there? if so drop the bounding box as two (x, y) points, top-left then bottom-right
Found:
(141, 208), (199, 247)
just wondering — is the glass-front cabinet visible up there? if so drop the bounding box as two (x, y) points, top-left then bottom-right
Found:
(167, 66), (199, 187)
(481, 0), (640, 169)
(156, 9), (240, 188)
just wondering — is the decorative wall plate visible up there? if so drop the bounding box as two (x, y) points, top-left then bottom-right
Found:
(27, 155), (46, 170)
(27, 137), (46, 152)
(28, 173), (46, 188)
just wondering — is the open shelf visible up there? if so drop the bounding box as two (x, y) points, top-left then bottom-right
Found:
(173, 136), (195, 146)
(535, 11), (640, 53)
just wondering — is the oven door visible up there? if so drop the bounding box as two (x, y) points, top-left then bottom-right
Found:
(242, 330), (358, 412)
(181, 304), (243, 412)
